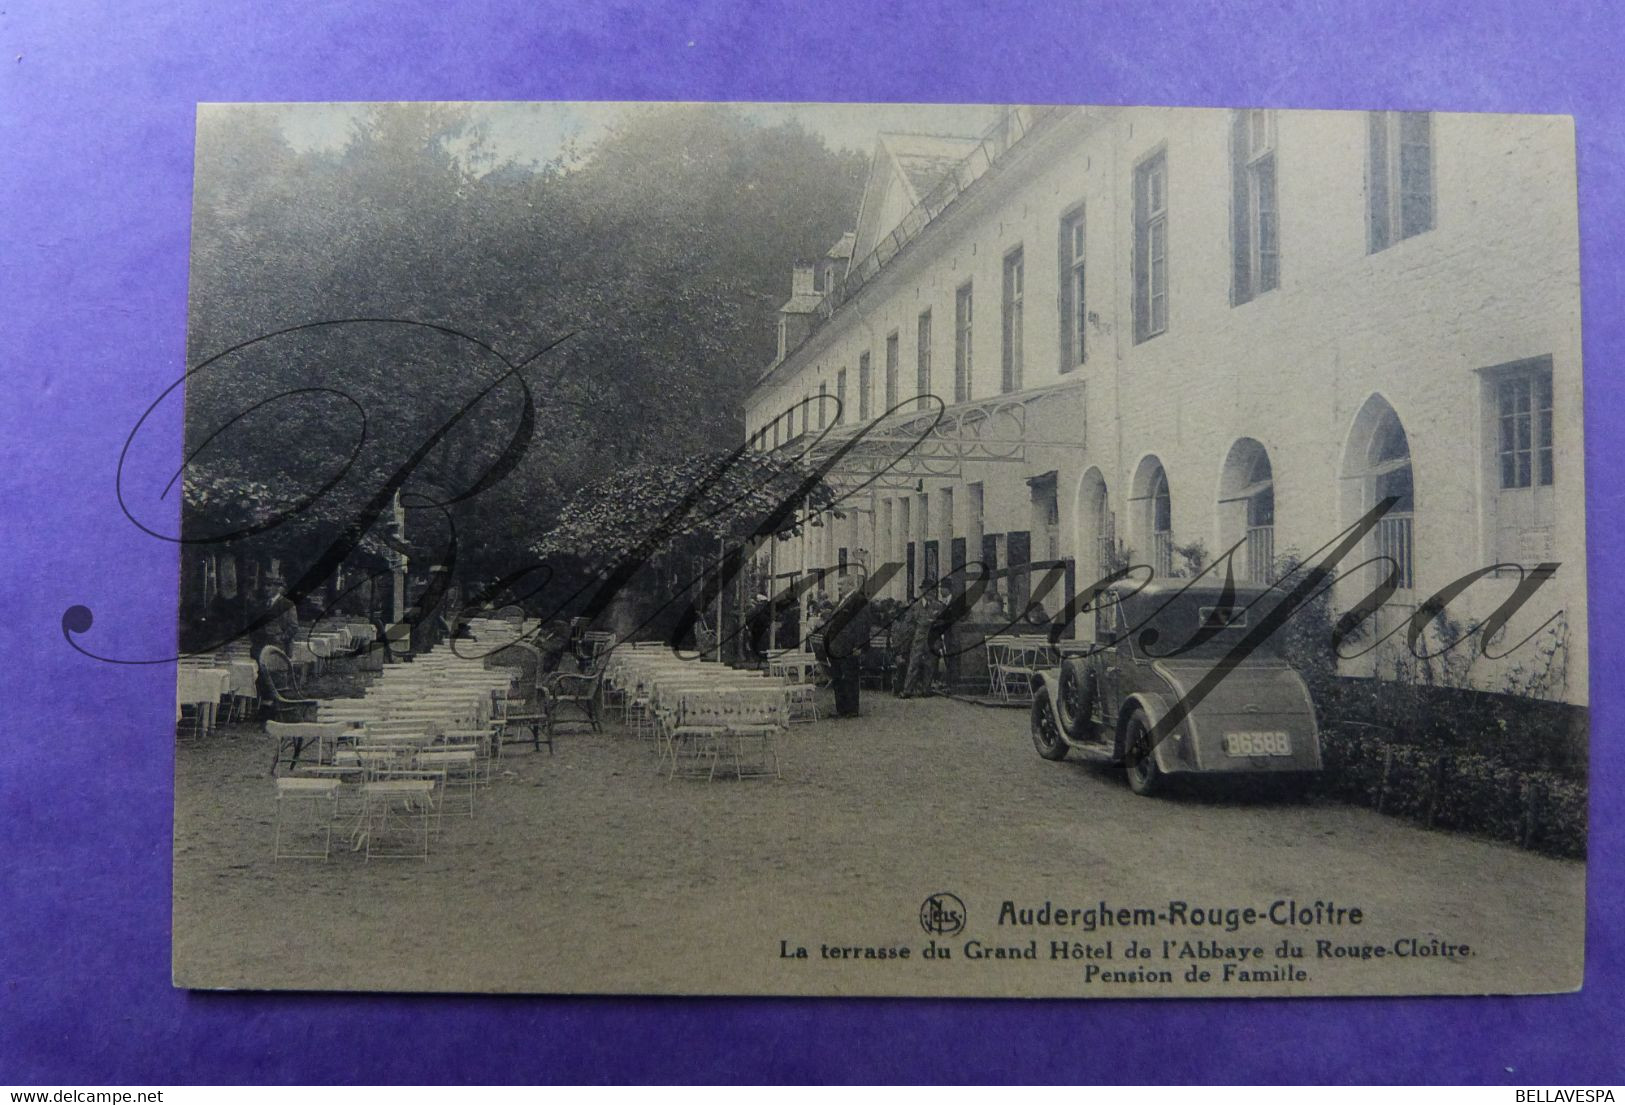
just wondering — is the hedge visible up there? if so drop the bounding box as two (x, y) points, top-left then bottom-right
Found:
(1314, 723), (1586, 859)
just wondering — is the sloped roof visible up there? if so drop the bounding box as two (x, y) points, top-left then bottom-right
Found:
(825, 232), (856, 261)
(778, 290), (825, 315)
(848, 131), (982, 276)
(879, 132), (983, 203)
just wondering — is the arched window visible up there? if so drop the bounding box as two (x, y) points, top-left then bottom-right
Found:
(1341, 396), (1415, 594)
(1218, 438), (1276, 582)
(1132, 456), (1174, 578)
(1074, 467), (1112, 586)
(1152, 471), (1172, 575)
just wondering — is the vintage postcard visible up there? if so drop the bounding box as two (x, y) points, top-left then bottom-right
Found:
(169, 101), (1586, 996)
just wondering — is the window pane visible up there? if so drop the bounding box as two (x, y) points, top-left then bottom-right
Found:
(885, 334), (899, 409)
(1011, 303), (1022, 386)
(1149, 214), (1167, 335)
(1073, 268), (1087, 364)
(1135, 155), (1166, 341)
(916, 312), (931, 408)
(1232, 146), (1252, 303)
(1399, 112), (1433, 239)
(1254, 156), (1278, 291)
(1134, 220), (1150, 336)
(1368, 112), (1391, 251)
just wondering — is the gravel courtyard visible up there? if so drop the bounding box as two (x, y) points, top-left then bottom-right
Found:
(173, 689), (1585, 997)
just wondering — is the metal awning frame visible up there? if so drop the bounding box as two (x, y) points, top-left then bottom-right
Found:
(786, 381), (1087, 490)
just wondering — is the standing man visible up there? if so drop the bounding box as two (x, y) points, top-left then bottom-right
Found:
(823, 588), (874, 718)
(899, 587), (947, 698)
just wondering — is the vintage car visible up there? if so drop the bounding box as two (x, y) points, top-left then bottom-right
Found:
(1029, 580), (1322, 795)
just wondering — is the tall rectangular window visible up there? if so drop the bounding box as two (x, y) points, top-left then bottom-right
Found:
(835, 368), (847, 425)
(817, 381), (828, 430)
(1484, 357), (1556, 568)
(1134, 151), (1168, 341)
(885, 331), (900, 410)
(1001, 247), (1024, 392)
(916, 310), (932, 410)
(1368, 111), (1434, 252)
(1231, 110), (1279, 303)
(858, 352), (872, 421)
(1059, 208), (1086, 370)
(1498, 372), (1554, 490)
(954, 283), (974, 401)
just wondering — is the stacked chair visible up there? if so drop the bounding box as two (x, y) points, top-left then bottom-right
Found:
(266, 616), (527, 861)
(603, 645), (792, 781)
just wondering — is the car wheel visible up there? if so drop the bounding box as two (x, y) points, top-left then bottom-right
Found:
(1030, 691), (1069, 761)
(1123, 710), (1164, 796)
(1056, 661), (1096, 742)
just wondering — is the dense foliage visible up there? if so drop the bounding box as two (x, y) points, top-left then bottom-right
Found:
(534, 450), (839, 565)
(180, 103), (866, 597)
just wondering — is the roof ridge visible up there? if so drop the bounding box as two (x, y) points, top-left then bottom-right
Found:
(877, 129), (983, 143)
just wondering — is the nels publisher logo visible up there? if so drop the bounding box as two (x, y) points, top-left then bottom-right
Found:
(920, 892), (966, 937)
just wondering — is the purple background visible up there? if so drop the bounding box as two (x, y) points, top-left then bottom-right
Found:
(2, 0), (1621, 1084)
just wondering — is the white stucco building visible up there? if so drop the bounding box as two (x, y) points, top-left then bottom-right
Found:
(744, 106), (1585, 702)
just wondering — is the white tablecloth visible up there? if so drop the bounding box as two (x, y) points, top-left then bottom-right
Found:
(175, 667), (233, 722)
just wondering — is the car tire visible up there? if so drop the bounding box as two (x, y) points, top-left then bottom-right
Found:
(1056, 661), (1096, 742)
(1030, 691), (1069, 761)
(1122, 710), (1164, 796)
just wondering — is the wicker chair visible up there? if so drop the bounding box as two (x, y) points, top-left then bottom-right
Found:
(539, 649), (607, 736)
(257, 646), (320, 772)
(258, 645), (317, 719)
(486, 640), (553, 755)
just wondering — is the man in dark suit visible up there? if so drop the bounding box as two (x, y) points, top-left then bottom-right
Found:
(822, 587), (875, 718)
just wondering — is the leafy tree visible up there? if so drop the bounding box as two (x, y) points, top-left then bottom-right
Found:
(179, 103), (866, 613)
(534, 449), (839, 565)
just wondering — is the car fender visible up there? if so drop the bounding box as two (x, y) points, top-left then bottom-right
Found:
(1031, 668), (1061, 713)
(1117, 691), (1186, 773)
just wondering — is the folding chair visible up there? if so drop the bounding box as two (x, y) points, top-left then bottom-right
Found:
(273, 776), (342, 860)
(415, 748), (479, 816)
(725, 686), (788, 780)
(359, 776), (437, 860)
(265, 720), (349, 775)
(668, 688), (729, 781)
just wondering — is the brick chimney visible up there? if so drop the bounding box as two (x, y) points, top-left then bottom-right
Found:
(791, 262), (817, 296)
(775, 262), (821, 360)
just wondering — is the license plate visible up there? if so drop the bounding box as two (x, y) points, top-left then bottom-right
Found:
(1224, 731), (1292, 757)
